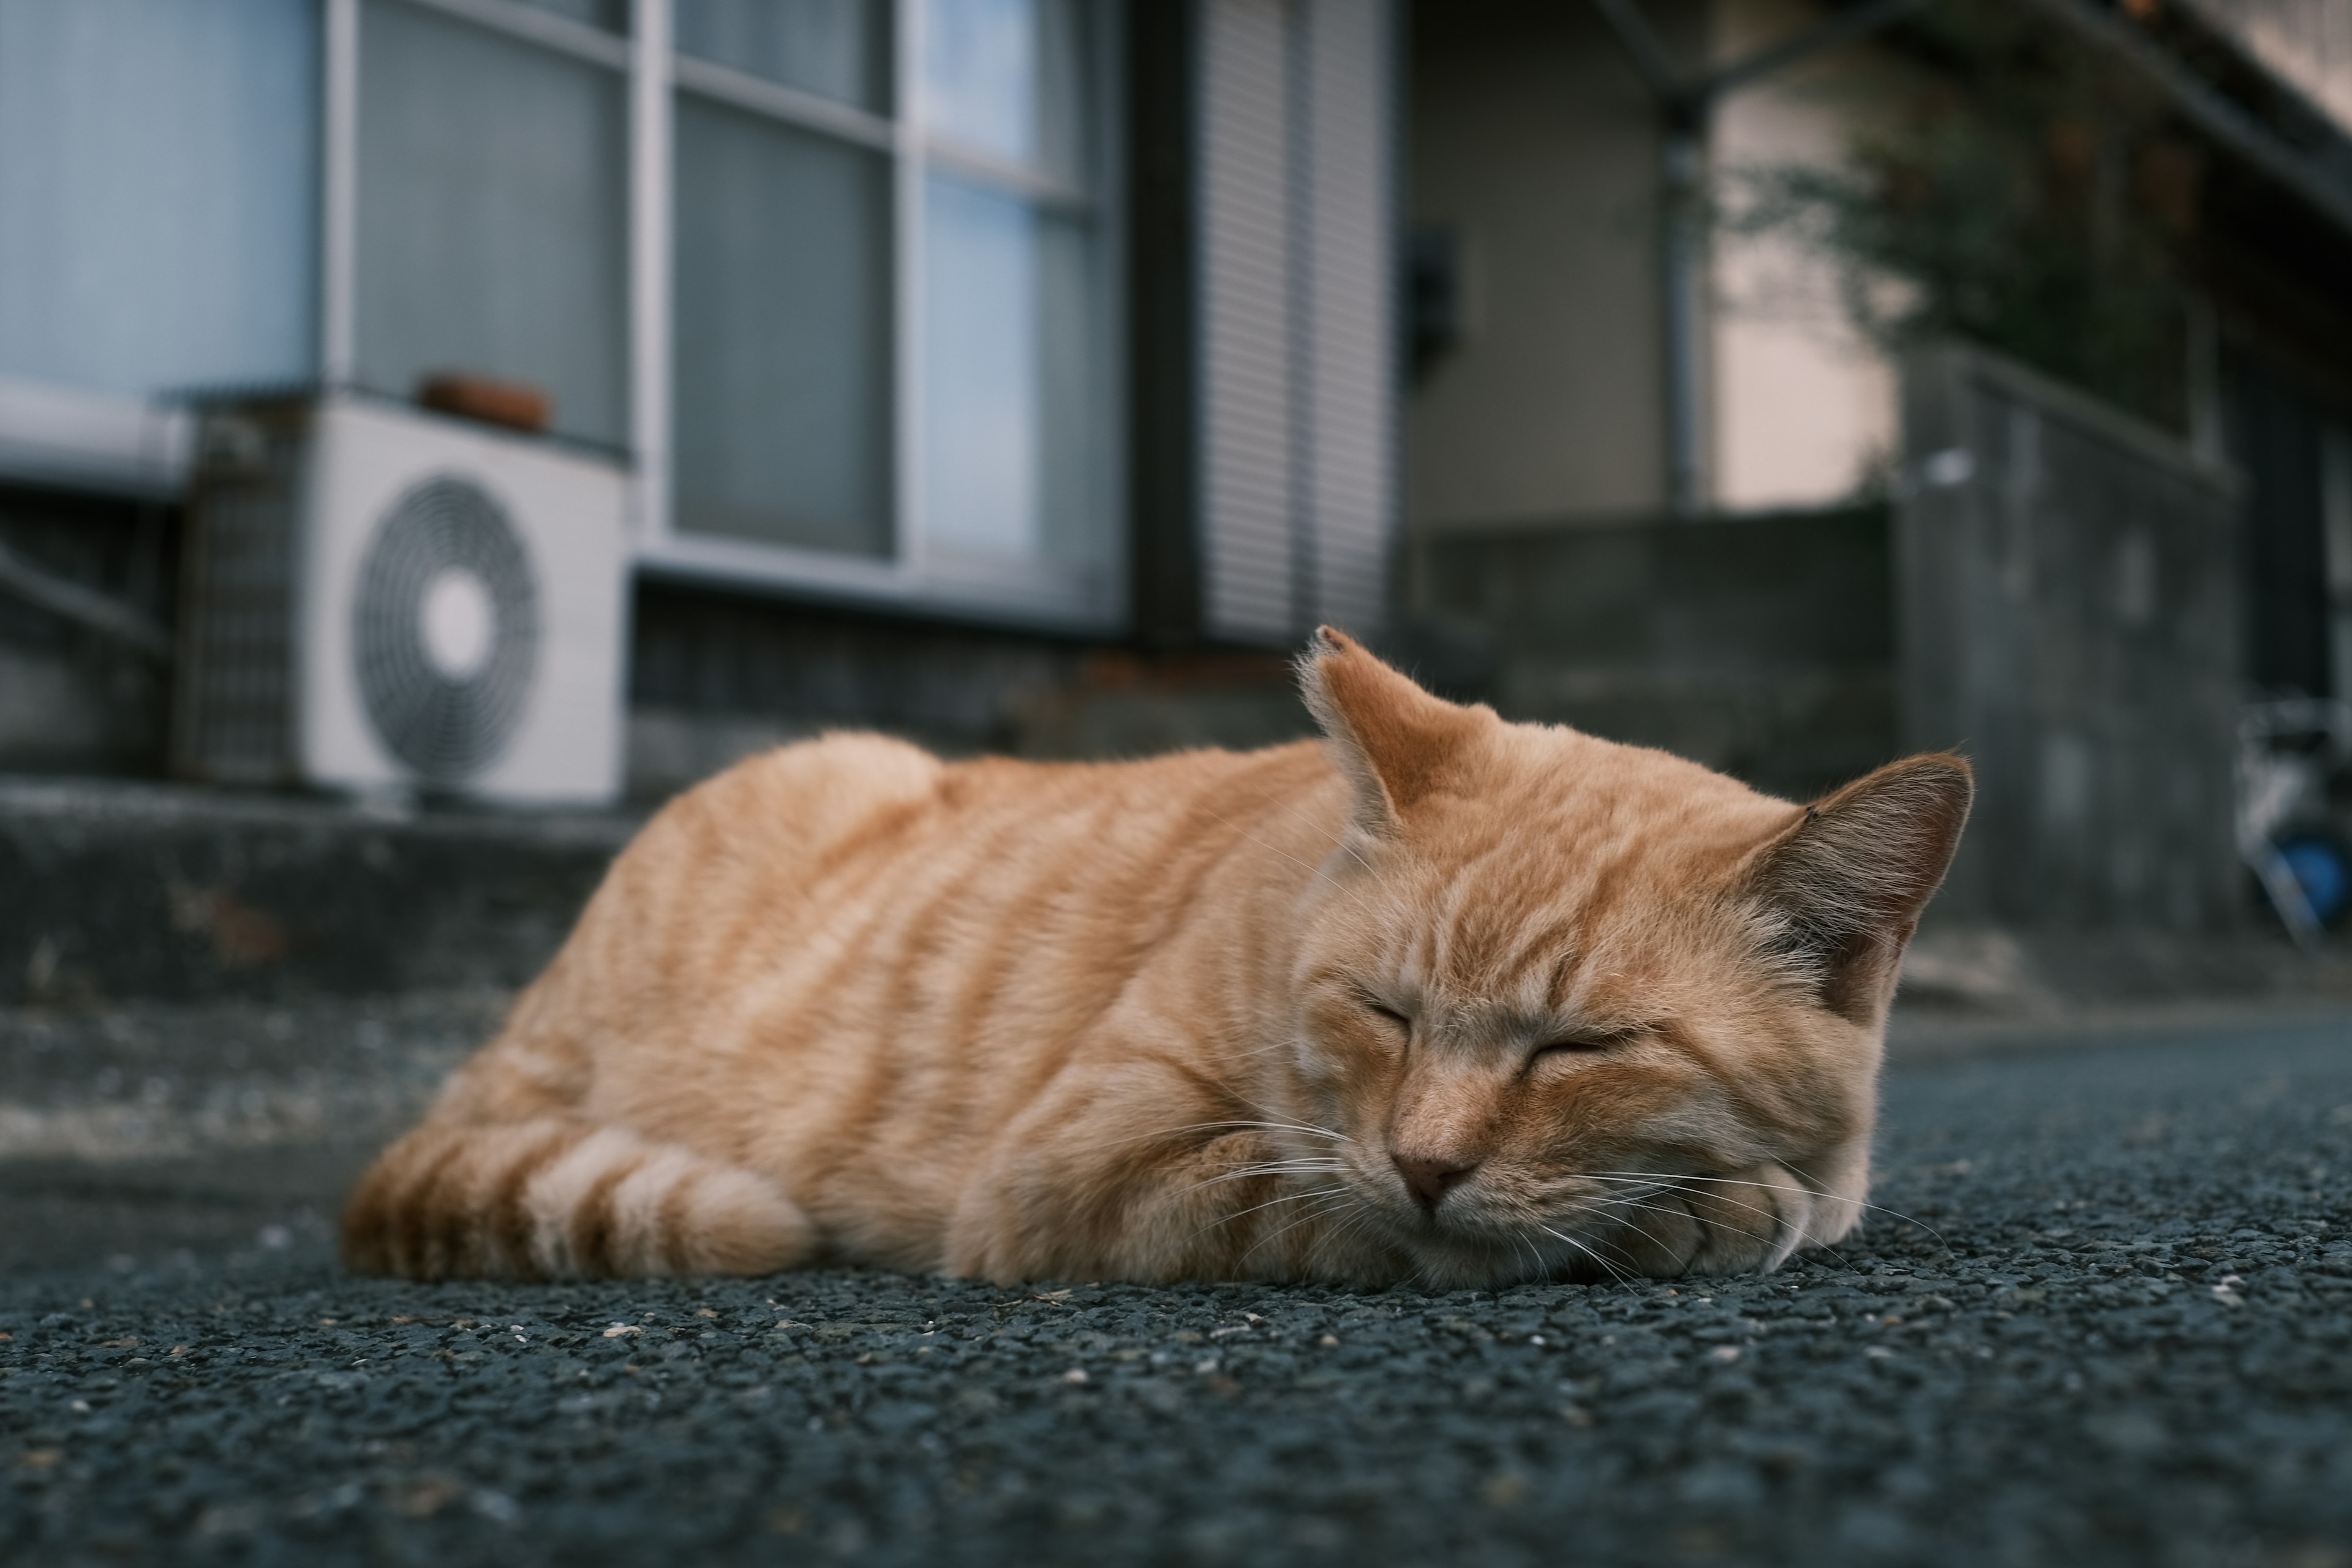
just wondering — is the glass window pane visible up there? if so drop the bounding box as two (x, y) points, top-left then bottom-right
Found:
(921, 176), (1101, 571)
(921, 0), (1085, 182)
(512, 0), (627, 31)
(677, 0), (890, 113)
(0, 0), (318, 398)
(673, 97), (893, 556)
(354, 0), (628, 447)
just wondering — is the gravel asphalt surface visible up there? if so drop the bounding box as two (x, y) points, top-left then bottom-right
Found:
(6, 1010), (2352, 1567)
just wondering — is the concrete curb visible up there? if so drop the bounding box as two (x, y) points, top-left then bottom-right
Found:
(2, 777), (633, 1004)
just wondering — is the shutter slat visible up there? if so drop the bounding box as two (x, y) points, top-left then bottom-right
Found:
(1303, 0), (1393, 637)
(1195, 0), (1394, 647)
(1199, 0), (1296, 643)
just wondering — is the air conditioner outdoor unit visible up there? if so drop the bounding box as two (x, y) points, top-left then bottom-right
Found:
(173, 392), (628, 806)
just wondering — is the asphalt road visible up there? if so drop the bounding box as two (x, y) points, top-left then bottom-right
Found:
(6, 1011), (2352, 1567)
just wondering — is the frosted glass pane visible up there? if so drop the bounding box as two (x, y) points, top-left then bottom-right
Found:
(922, 0), (1085, 181)
(0, 0), (318, 398)
(677, 0), (889, 111)
(673, 97), (892, 556)
(922, 176), (1099, 567)
(355, 0), (628, 447)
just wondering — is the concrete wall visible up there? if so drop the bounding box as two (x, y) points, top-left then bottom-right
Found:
(626, 582), (1310, 794)
(1901, 343), (2244, 932)
(1419, 508), (1897, 802)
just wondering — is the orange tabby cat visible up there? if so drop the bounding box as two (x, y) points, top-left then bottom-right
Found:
(344, 630), (1970, 1287)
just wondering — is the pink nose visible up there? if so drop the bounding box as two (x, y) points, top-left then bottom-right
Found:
(1393, 1154), (1476, 1210)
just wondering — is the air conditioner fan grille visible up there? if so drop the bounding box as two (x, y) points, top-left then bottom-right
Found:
(352, 475), (540, 784)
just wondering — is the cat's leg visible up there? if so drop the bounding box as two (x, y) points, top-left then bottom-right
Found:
(341, 1117), (814, 1280)
(940, 1063), (1399, 1284)
(1593, 1161), (1849, 1278)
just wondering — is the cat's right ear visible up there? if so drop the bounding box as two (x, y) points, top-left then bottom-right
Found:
(1298, 627), (1490, 835)
(1742, 753), (1973, 1023)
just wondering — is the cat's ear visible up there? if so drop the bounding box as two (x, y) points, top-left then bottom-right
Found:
(1743, 753), (1973, 1023)
(1298, 626), (1490, 834)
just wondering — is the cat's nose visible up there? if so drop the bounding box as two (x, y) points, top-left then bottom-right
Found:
(1393, 1154), (1476, 1210)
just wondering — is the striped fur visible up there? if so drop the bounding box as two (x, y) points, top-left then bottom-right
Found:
(342, 1120), (812, 1280)
(345, 631), (1969, 1287)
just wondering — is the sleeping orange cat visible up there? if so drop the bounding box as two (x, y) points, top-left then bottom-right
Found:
(344, 630), (1970, 1287)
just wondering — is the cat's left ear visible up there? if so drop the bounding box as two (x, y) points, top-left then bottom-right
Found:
(1298, 627), (1492, 835)
(1743, 753), (1974, 1023)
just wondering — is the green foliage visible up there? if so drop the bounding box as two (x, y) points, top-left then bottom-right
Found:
(1729, 3), (2203, 432)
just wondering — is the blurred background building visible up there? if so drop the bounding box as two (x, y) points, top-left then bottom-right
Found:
(4, 0), (2352, 997)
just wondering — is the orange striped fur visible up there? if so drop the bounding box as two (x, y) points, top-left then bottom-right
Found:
(343, 630), (1970, 1286)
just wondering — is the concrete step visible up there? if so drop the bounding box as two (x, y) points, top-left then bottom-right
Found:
(0, 988), (500, 1272)
(2, 777), (631, 1005)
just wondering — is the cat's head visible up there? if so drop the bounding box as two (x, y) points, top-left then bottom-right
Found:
(1282, 630), (1970, 1286)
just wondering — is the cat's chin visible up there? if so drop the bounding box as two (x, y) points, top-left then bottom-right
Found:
(1366, 1210), (1607, 1290)
(1395, 1227), (1593, 1290)
(1381, 1187), (1811, 1287)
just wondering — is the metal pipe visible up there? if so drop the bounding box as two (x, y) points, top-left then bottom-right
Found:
(0, 540), (174, 659)
(1660, 116), (1706, 520)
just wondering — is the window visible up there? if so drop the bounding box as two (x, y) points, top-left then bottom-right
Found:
(654, 0), (1123, 627)
(353, 0), (630, 449)
(0, 0), (1121, 630)
(918, 0), (1108, 588)
(670, 1), (895, 557)
(341, 0), (1122, 625)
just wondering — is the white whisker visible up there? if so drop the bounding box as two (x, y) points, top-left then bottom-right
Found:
(1535, 1223), (1632, 1287)
(1585, 1175), (1855, 1269)
(1238, 1189), (1359, 1262)
(1175, 1159), (1351, 1198)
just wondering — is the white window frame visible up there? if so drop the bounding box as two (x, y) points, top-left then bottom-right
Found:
(320, 0), (1126, 635)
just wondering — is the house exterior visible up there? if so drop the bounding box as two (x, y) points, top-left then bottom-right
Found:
(0, 0), (1400, 789)
(7, 0), (2352, 938)
(1410, 0), (2351, 533)
(1406, 0), (2352, 929)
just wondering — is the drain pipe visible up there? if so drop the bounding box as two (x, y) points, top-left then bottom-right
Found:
(1660, 111), (1708, 519)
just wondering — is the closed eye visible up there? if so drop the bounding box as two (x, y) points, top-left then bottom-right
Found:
(1352, 987), (1412, 1036)
(1527, 1033), (1629, 1068)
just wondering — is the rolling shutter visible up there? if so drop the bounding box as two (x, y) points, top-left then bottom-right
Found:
(1196, 0), (1396, 646)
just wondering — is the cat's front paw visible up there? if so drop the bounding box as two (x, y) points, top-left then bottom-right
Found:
(1595, 1164), (1840, 1278)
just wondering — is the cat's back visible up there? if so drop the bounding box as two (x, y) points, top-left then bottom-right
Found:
(481, 730), (1330, 1137)
(661, 728), (948, 870)
(638, 728), (1289, 893)
(588, 730), (1329, 990)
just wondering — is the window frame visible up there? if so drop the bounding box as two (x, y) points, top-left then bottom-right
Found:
(321, 0), (1127, 635)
